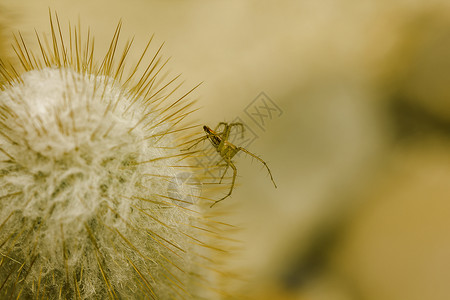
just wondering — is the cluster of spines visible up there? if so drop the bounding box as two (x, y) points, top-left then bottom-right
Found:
(0, 11), (241, 300)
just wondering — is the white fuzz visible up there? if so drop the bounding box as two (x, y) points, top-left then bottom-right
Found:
(0, 67), (192, 298)
(4, 69), (145, 224)
(0, 15), (233, 299)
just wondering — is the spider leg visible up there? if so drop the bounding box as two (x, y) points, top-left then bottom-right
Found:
(222, 123), (233, 142)
(212, 157), (228, 173)
(238, 147), (277, 188)
(214, 122), (228, 132)
(213, 122), (229, 140)
(217, 123), (230, 150)
(216, 123), (244, 143)
(228, 123), (245, 139)
(210, 160), (237, 207)
(218, 163), (230, 184)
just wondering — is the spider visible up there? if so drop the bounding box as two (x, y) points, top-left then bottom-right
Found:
(184, 122), (277, 207)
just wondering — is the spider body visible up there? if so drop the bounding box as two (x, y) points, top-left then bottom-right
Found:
(187, 122), (276, 207)
(203, 125), (239, 159)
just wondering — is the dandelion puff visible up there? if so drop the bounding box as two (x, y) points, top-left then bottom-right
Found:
(0, 11), (236, 299)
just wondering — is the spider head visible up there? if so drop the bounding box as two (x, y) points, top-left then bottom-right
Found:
(203, 125), (212, 134)
(203, 125), (221, 147)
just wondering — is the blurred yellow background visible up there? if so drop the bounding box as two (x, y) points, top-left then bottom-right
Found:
(2, 1), (450, 299)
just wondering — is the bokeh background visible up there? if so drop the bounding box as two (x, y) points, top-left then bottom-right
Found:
(2, 1), (450, 299)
